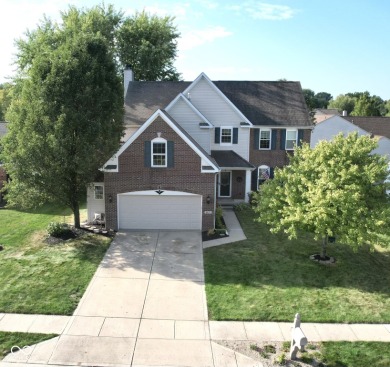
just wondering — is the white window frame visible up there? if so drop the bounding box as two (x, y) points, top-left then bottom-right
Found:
(94, 184), (104, 200)
(259, 128), (271, 150)
(258, 165), (270, 184)
(151, 137), (167, 167)
(220, 127), (233, 145)
(285, 129), (298, 150)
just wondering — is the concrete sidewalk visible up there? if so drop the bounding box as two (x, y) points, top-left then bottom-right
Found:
(203, 207), (246, 249)
(2, 217), (390, 367)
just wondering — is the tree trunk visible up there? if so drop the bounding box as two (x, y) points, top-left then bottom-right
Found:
(321, 235), (328, 259)
(73, 201), (80, 229)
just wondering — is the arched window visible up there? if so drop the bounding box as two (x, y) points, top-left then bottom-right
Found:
(151, 137), (167, 167)
(258, 165), (270, 185)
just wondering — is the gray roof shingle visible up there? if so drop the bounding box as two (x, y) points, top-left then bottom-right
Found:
(343, 116), (390, 140)
(124, 80), (311, 127)
(211, 150), (254, 169)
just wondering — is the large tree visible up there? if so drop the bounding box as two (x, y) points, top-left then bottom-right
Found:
(328, 94), (356, 115)
(117, 10), (181, 81)
(1, 17), (124, 227)
(253, 133), (390, 258)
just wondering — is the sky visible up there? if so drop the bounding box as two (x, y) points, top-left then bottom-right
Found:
(1, 0), (390, 100)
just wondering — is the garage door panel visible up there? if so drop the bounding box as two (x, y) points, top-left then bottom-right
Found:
(118, 193), (202, 230)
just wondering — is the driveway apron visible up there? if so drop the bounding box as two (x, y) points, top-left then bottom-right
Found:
(3, 230), (213, 366)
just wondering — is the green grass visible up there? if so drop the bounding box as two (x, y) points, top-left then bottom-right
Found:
(0, 205), (111, 315)
(320, 342), (390, 367)
(0, 332), (57, 357)
(204, 208), (390, 322)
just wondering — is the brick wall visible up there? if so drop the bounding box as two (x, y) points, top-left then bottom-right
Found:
(104, 116), (216, 231)
(249, 129), (311, 168)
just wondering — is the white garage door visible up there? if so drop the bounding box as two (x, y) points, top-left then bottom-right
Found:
(118, 191), (202, 230)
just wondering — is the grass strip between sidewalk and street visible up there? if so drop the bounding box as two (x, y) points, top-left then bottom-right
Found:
(0, 332), (57, 357)
(204, 207), (390, 323)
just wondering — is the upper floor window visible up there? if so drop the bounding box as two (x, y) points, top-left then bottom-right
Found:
(94, 185), (104, 200)
(152, 138), (167, 167)
(221, 127), (233, 144)
(259, 129), (271, 149)
(286, 129), (298, 150)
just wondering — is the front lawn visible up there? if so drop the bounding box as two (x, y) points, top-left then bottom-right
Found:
(0, 205), (111, 315)
(204, 208), (390, 322)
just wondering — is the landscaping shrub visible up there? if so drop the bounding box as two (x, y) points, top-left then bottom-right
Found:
(47, 222), (71, 238)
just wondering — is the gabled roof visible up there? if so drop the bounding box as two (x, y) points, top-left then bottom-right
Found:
(124, 81), (190, 126)
(343, 116), (390, 140)
(103, 109), (219, 173)
(214, 81), (312, 127)
(211, 150), (254, 170)
(124, 74), (312, 128)
(165, 93), (213, 127)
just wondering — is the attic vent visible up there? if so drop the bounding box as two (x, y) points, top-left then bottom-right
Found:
(104, 164), (117, 170)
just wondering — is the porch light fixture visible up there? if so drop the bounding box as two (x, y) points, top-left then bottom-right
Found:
(206, 195), (211, 204)
(108, 194), (113, 203)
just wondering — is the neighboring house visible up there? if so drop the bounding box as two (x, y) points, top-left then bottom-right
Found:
(0, 122), (8, 204)
(314, 108), (340, 123)
(311, 115), (390, 159)
(87, 70), (312, 231)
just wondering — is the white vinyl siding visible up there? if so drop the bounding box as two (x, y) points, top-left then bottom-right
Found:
(188, 77), (250, 160)
(166, 97), (211, 153)
(117, 192), (202, 230)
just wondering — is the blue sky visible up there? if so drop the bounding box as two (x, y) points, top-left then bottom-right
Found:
(1, 0), (389, 100)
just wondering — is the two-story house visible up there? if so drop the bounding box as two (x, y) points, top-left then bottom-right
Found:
(87, 70), (312, 231)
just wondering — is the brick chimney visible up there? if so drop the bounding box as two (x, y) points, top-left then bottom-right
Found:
(124, 65), (134, 98)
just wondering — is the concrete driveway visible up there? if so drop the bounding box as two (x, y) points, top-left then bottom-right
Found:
(5, 230), (213, 366)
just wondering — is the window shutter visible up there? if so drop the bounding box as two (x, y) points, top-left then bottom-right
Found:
(254, 129), (260, 149)
(144, 141), (151, 167)
(270, 167), (275, 179)
(271, 130), (277, 150)
(297, 129), (304, 147)
(251, 169), (258, 191)
(215, 127), (220, 144)
(280, 129), (286, 150)
(167, 141), (174, 167)
(233, 128), (238, 144)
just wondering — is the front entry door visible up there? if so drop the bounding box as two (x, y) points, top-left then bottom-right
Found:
(219, 171), (231, 197)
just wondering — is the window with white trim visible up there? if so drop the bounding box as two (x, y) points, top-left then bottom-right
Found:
(94, 185), (104, 200)
(286, 129), (298, 150)
(220, 127), (233, 144)
(259, 129), (271, 149)
(258, 165), (270, 185)
(151, 138), (167, 167)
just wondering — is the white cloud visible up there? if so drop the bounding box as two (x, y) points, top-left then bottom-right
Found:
(228, 2), (298, 20)
(178, 26), (232, 51)
(195, 0), (219, 10)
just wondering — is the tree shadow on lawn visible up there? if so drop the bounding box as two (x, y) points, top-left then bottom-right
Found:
(203, 211), (390, 297)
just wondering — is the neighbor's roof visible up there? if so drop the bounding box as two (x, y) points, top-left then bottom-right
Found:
(343, 116), (390, 140)
(0, 122), (7, 137)
(211, 150), (254, 169)
(124, 80), (312, 127)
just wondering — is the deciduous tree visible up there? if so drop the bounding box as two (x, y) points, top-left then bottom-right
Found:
(2, 19), (124, 227)
(253, 133), (389, 258)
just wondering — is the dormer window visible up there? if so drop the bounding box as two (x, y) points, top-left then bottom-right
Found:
(151, 138), (167, 167)
(221, 127), (233, 144)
